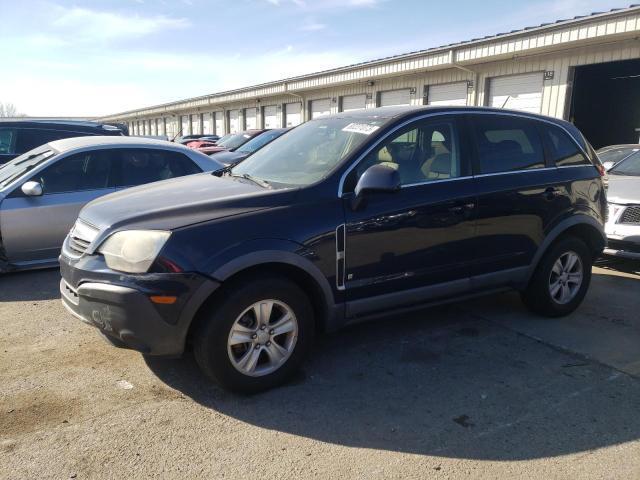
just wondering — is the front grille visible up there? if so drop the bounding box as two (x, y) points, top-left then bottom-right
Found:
(620, 206), (640, 224)
(67, 235), (91, 255)
(62, 220), (99, 258)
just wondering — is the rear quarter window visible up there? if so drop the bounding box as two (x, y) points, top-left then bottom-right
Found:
(541, 124), (590, 167)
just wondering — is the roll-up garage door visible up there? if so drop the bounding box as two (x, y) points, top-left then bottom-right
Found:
(202, 114), (212, 135)
(214, 112), (224, 135)
(341, 94), (366, 112)
(191, 114), (201, 135)
(489, 73), (543, 114)
(311, 99), (331, 119)
(245, 108), (257, 129)
(380, 89), (411, 107)
(228, 110), (239, 133)
(263, 106), (278, 128)
(428, 82), (468, 106)
(285, 103), (302, 127)
(181, 116), (190, 136)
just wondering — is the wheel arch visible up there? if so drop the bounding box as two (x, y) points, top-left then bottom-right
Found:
(524, 214), (605, 286)
(186, 250), (341, 348)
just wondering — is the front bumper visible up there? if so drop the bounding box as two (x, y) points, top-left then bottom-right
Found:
(60, 254), (219, 356)
(605, 218), (640, 261)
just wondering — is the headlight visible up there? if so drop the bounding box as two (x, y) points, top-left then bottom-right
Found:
(98, 230), (171, 273)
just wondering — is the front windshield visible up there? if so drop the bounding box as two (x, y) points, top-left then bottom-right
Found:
(0, 145), (57, 188)
(598, 147), (638, 165)
(609, 151), (640, 176)
(231, 117), (385, 188)
(236, 130), (285, 154)
(217, 133), (253, 150)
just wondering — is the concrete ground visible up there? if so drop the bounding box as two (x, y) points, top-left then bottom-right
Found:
(1, 259), (639, 479)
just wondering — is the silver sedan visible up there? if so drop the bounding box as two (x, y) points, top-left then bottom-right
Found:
(0, 136), (223, 272)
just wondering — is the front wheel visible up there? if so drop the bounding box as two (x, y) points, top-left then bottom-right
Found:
(193, 275), (315, 393)
(521, 236), (592, 317)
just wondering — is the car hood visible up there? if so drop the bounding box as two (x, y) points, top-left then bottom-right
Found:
(78, 172), (291, 236)
(607, 175), (640, 204)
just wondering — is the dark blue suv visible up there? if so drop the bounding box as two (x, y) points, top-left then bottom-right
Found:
(60, 106), (606, 393)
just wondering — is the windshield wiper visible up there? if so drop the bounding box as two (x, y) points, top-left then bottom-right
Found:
(230, 172), (271, 189)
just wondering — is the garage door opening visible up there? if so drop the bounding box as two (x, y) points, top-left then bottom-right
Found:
(569, 59), (640, 149)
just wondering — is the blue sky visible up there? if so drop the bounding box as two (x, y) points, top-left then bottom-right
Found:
(0, 0), (629, 116)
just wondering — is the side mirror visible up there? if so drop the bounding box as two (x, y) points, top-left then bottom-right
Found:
(21, 181), (43, 197)
(352, 163), (401, 210)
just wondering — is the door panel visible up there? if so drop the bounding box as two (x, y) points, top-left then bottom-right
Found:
(1, 188), (114, 264)
(341, 116), (476, 311)
(468, 114), (561, 278)
(343, 180), (476, 303)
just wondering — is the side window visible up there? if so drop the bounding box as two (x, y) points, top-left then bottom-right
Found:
(344, 118), (462, 191)
(0, 128), (17, 154)
(473, 116), (545, 174)
(119, 149), (201, 187)
(34, 151), (113, 194)
(541, 125), (590, 167)
(15, 129), (89, 153)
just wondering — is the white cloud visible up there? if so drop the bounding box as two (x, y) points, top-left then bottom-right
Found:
(51, 6), (190, 41)
(300, 20), (327, 31)
(263, 0), (380, 8)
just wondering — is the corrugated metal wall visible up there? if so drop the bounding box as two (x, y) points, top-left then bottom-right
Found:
(118, 11), (640, 136)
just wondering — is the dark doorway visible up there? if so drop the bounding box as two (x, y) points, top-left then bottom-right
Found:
(569, 59), (640, 149)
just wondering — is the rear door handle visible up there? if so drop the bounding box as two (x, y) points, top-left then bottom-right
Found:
(544, 187), (559, 200)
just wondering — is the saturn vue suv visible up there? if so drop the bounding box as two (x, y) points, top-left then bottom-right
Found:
(60, 106), (606, 393)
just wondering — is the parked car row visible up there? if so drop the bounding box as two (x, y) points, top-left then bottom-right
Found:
(56, 106), (611, 393)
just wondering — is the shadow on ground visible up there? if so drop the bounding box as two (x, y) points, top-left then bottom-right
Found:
(0, 268), (60, 301)
(145, 302), (640, 461)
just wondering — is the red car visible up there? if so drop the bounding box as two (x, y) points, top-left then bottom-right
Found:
(185, 140), (218, 149)
(200, 129), (267, 156)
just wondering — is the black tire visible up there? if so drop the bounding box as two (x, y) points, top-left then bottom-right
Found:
(193, 275), (315, 394)
(521, 236), (592, 317)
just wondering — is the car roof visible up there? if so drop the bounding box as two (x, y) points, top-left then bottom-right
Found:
(0, 119), (121, 130)
(47, 135), (186, 152)
(597, 144), (640, 151)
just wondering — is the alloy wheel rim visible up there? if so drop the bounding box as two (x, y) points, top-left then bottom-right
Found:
(227, 299), (298, 377)
(548, 251), (583, 305)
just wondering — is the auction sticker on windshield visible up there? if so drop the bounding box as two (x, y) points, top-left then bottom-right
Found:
(342, 123), (380, 135)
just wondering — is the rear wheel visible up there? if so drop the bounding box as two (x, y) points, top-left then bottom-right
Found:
(193, 275), (314, 393)
(522, 236), (592, 317)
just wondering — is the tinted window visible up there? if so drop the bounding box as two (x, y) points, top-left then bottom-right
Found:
(119, 149), (201, 187)
(610, 151), (640, 176)
(34, 150), (114, 194)
(473, 116), (544, 174)
(16, 129), (91, 153)
(0, 128), (17, 154)
(542, 125), (589, 167)
(345, 118), (462, 190)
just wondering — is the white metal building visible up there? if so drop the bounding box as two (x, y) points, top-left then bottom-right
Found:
(101, 5), (640, 148)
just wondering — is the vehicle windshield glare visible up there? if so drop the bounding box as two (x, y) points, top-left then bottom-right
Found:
(598, 147), (638, 165)
(217, 133), (252, 150)
(0, 145), (57, 188)
(236, 130), (284, 154)
(231, 118), (385, 187)
(609, 151), (640, 176)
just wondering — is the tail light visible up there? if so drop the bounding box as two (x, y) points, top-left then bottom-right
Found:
(596, 163), (606, 177)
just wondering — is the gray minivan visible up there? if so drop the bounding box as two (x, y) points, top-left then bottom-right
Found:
(0, 136), (222, 272)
